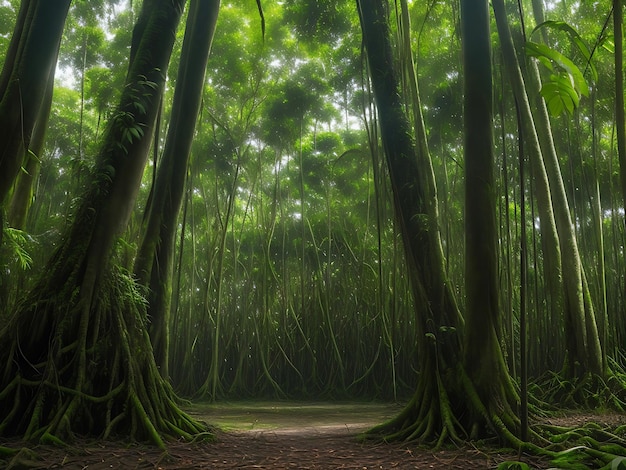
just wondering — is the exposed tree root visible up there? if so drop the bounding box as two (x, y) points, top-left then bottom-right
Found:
(364, 357), (626, 469)
(0, 265), (211, 448)
(362, 350), (528, 450)
(531, 368), (626, 411)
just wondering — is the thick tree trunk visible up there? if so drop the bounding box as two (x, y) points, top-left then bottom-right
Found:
(0, 0), (70, 205)
(0, 0), (207, 446)
(8, 44), (58, 230)
(357, 0), (462, 368)
(134, 0), (221, 379)
(462, 0), (517, 430)
(358, 0), (520, 446)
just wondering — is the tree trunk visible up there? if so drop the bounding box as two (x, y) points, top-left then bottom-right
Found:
(134, 0), (221, 380)
(358, 0), (520, 446)
(461, 0), (517, 434)
(0, 0), (206, 447)
(616, 0), (626, 212)
(495, 0), (604, 379)
(0, 0), (70, 205)
(7, 42), (58, 230)
(491, 0), (567, 374)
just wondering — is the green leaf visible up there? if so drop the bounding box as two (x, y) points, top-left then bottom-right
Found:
(609, 456), (626, 469)
(3, 228), (33, 270)
(129, 126), (142, 140)
(531, 20), (597, 82)
(600, 34), (615, 54)
(540, 75), (579, 117)
(525, 41), (589, 97)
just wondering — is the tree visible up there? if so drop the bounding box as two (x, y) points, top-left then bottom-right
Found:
(358, 0), (520, 446)
(615, 0), (626, 226)
(461, 0), (519, 438)
(0, 0), (206, 446)
(7, 47), (57, 230)
(0, 0), (70, 208)
(493, 0), (604, 382)
(134, 0), (221, 379)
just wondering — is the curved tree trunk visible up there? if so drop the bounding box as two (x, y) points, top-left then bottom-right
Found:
(8, 42), (58, 230)
(134, 0), (221, 380)
(527, 2), (603, 379)
(493, 0), (603, 378)
(0, 0), (206, 447)
(0, 0), (70, 205)
(491, 0), (569, 374)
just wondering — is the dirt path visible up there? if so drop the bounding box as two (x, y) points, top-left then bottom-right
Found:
(1, 402), (551, 469)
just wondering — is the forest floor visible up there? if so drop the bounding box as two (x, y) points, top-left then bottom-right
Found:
(2, 401), (607, 469)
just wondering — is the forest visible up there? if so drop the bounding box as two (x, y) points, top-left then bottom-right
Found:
(0, 0), (626, 468)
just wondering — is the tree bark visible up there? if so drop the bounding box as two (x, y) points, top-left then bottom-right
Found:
(134, 0), (221, 379)
(462, 0), (515, 426)
(8, 40), (58, 230)
(0, 0), (70, 205)
(358, 0), (520, 446)
(0, 0), (206, 446)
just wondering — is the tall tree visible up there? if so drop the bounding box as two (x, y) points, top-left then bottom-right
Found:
(0, 0), (206, 446)
(358, 0), (520, 445)
(461, 0), (518, 434)
(527, 2), (603, 380)
(615, 0), (626, 222)
(0, 0), (70, 207)
(493, 0), (604, 379)
(7, 46), (57, 230)
(134, 0), (221, 379)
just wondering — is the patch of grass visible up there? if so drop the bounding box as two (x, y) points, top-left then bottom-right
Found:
(184, 400), (404, 433)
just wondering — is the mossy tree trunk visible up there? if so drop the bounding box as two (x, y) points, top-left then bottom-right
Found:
(525, 5), (603, 380)
(615, 0), (626, 321)
(7, 45), (57, 230)
(493, 0), (604, 380)
(134, 0), (221, 380)
(0, 0), (70, 206)
(358, 0), (521, 446)
(0, 0), (207, 447)
(461, 0), (519, 437)
(494, 2), (568, 379)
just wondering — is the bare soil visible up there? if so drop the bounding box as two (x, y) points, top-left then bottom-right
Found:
(0, 402), (557, 469)
(1, 433), (549, 469)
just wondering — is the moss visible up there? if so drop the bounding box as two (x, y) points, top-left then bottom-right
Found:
(0, 266), (209, 446)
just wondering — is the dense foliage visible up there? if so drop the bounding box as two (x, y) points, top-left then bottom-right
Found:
(0, 0), (624, 425)
(2, 1), (625, 396)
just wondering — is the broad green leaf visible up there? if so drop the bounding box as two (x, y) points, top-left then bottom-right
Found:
(526, 41), (589, 97)
(541, 75), (579, 117)
(531, 20), (597, 82)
